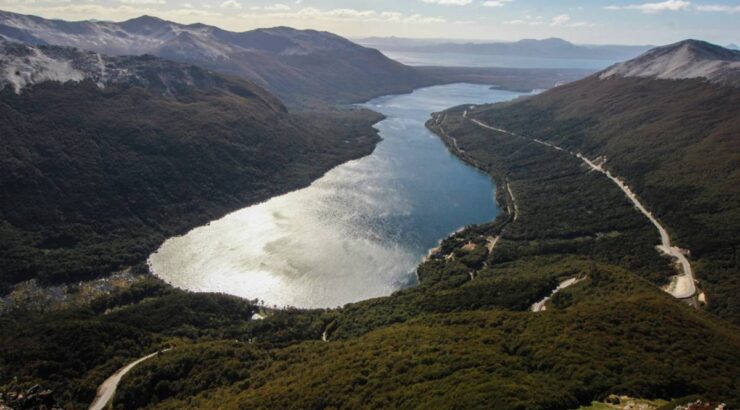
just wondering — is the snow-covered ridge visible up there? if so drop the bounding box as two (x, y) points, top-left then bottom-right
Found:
(599, 40), (740, 87)
(0, 39), (249, 95)
(0, 10), (359, 59)
(1, 43), (84, 93)
(0, 40), (106, 93)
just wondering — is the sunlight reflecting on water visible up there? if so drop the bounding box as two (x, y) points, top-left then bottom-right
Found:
(149, 84), (525, 308)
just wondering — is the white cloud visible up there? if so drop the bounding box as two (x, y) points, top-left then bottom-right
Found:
(404, 13), (446, 23)
(420, 0), (473, 5)
(0, 3), (220, 20)
(605, 0), (691, 13)
(220, 0), (241, 9)
(695, 4), (740, 13)
(241, 7), (445, 24)
(503, 19), (525, 25)
(119, 0), (166, 4)
(550, 14), (570, 25)
(568, 21), (596, 27)
(551, 14), (595, 27)
(482, 0), (513, 7)
(503, 14), (543, 26)
(250, 3), (291, 11)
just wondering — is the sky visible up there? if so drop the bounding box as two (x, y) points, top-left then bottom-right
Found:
(0, 0), (738, 45)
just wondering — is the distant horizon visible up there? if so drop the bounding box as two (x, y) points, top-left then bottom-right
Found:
(0, 0), (738, 45)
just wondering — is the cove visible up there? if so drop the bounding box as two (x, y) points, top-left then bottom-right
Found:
(149, 83), (526, 308)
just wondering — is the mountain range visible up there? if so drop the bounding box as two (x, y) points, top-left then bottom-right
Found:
(359, 37), (653, 61)
(0, 10), (601, 106)
(0, 10), (427, 105)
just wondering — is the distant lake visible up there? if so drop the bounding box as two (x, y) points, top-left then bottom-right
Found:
(381, 50), (617, 70)
(149, 84), (526, 308)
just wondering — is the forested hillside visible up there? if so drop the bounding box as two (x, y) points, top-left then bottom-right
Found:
(0, 42), (382, 292)
(463, 68), (739, 322)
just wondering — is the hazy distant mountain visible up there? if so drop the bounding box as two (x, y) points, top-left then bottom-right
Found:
(600, 39), (740, 86)
(727, 43), (740, 50)
(0, 39), (382, 289)
(0, 10), (427, 105)
(358, 37), (653, 61)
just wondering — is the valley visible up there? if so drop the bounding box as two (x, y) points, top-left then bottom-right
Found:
(0, 8), (738, 410)
(148, 84), (523, 309)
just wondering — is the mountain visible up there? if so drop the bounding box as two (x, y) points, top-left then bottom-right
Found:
(600, 39), (740, 86)
(358, 36), (653, 61)
(0, 10), (427, 105)
(0, 11), (604, 104)
(432, 39), (740, 323)
(2, 38), (739, 409)
(727, 43), (740, 50)
(0, 39), (282, 98)
(0, 39), (382, 290)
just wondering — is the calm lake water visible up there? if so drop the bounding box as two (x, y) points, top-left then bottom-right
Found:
(382, 50), (616, 70)
(149, 84), (525, 308)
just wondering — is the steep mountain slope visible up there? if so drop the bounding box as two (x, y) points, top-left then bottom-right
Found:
(0, 11), (428, 105)
(600, 39), (740, 86)
(0, 40), (381, 291)
(438, 39), (740, 322)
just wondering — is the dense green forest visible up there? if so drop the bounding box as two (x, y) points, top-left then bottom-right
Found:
(0, 79), (381, 293)
(465, 76), (740, 323)
(3, 73), (739, 407)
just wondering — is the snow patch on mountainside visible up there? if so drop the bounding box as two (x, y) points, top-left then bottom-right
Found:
(0, 44), (85, 93)
(0, 11), (359, 59)
(600, 40), (740, 86)
(0, 39), (269, 98)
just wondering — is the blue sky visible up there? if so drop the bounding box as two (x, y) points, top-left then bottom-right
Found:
(1, 0), (738, 44)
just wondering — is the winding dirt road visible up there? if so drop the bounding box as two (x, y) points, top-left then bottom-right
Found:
(505, 181), (520, 221)
(462, 111), (696, 300)
(531, 277), (585, 312)
(88, 350), (168, 410)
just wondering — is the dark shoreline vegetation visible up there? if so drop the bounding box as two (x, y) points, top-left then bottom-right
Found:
(2, 79), (739, 408)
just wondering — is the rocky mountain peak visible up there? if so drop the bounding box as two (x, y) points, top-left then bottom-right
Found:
(599, 39), (740, 86)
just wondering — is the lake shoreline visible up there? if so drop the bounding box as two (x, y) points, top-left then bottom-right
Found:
(148, 84), (519, 309)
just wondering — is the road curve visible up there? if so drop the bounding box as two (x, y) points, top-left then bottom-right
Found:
(462, 111), (696, 300)
(575, 154), (696, 299)
(89, 350), (168, 410)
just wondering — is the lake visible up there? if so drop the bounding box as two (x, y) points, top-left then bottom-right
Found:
(148, 84), (526, 309)
(381, 50), (617, 70)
